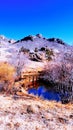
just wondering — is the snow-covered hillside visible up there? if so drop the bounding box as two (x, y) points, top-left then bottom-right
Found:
(0, 34), (73, 91)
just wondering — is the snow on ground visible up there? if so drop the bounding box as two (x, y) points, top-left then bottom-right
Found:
(0, 35), (73, 130)
(0, 48), (12, 62)
(0, 94), (73, 130)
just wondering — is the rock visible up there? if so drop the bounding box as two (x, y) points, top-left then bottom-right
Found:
(40, 47), (45, 51)
(8, 39), (16, 43)
(20, 35), (34, 42)
(47, 38), (56, 42)
(58, 117), (68, 124)
(0, 35), (5, 40)
(69, 114), (73, 119)
(35, 52), (46, 61)
(29, 52), (40, 61)
(27, 105), (39, 114)
(19, 47), (30, 54)
(27, 105), (34, 113)
(56, 38), (65, 45)
(0, 35), (14, 43)
(29, 52), (46, 62)
(15, 35), (35, 43)
(47, 38), (65, 45)
(36, 34), (43, 38)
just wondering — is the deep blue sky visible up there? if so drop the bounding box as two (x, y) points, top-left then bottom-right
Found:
(0, 0), (73, 45)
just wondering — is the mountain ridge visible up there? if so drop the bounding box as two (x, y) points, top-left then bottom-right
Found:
(0, 34), (72, 46)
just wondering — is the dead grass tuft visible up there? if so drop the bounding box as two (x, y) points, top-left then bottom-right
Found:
(0, 62), (16, 93)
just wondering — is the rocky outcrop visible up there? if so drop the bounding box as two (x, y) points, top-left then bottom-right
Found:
(15, 35), (35, 43)
(47, 38), (66, 45)
(36, 34), (43, 38)
(0, 35), (16, 43)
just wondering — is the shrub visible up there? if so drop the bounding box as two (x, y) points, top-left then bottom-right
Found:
(48, 38), (55, 42)
(40, 47), (45, 51)
(34, 47), (38, 52)
(45, 49), (54, 60)
(0, 62), (16, 93)
(19, 47), (30, 54)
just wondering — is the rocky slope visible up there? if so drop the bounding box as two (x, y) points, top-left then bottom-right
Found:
(0, 34), (73, 93)
(0, 34), (73, 130)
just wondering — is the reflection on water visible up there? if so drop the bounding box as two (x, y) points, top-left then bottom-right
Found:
(28, 81), (73, 104)
(28, 86), (61, 102)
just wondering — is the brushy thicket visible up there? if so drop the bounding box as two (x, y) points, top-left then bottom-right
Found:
(0, 62), (16, 92)
(45, 49), (54, 61)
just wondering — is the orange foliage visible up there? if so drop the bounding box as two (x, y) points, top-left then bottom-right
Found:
(0, 62), (16, 92)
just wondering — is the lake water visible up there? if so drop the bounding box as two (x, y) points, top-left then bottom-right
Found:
(28, 86), (61, 102)
(28, 81), (72, 104)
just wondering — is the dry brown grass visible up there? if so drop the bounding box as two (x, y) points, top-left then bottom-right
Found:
(0, 62), (16, 93)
